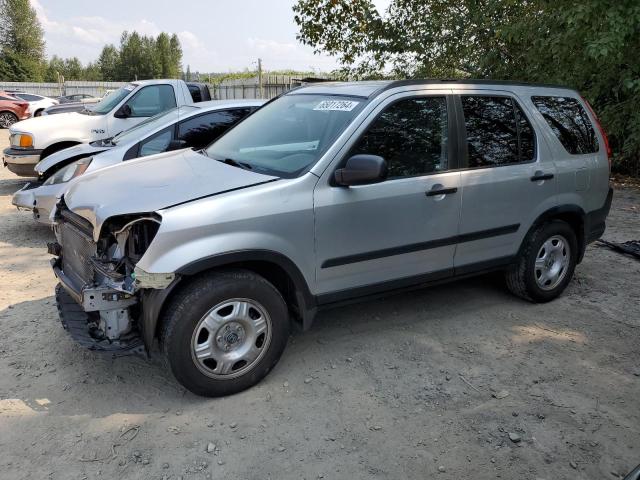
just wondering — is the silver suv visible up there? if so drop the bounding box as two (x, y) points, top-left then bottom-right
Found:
(50, 80), (613, 397)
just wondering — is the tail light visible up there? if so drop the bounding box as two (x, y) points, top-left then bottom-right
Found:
(582, 96), (612, 170)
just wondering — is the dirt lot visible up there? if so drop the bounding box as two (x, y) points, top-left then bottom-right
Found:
(0, 129), (638, 480)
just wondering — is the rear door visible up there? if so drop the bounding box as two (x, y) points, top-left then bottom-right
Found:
(454, 91), (557, 270)
(530, 95), (606, 213)
(313, 91), (462, 298)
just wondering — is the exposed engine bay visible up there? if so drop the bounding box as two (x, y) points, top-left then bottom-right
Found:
(51, 202), (163, 350)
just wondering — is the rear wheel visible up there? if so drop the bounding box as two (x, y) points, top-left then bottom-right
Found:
(0, 111), (18, 128)
(34, 109), (44, 117)
(160, 269), (290, 397)
(506, 220), (577, 302)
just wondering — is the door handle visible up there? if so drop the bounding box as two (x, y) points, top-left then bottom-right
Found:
(530, 173), (554, 182)
(426, 187), (458, 197)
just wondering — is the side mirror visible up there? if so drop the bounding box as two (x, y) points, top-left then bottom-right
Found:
(167, 139), (187, 151)
(114, 104), (131, 119)
(334, 154), (388, 186)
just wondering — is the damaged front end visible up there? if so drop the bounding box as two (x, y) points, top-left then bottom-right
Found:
(50, 201), (171, 355)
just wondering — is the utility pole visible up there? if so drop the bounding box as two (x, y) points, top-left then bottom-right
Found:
(258, 58), (263, 99)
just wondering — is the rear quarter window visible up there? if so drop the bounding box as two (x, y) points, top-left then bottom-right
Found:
(532, 96), (598, 154)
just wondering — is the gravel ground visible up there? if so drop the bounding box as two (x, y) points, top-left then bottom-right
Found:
(0, 129), (638, 480)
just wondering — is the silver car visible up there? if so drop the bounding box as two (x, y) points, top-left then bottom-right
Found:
(49, 80), (613, 397)
(12, 100), (264, 224)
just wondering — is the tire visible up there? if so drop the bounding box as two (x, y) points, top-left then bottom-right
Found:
(0, 111), (18, 128)
(160, 269), (290, 397)
(505, 220), (578, 303)
(34, 109), (43, 117)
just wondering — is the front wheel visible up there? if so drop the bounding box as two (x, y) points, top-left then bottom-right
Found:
(160, 269), (290, 397)
(506, 220), (578, 302)
(0, 111), (18, 128)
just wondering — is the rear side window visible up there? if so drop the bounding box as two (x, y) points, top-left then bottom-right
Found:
(531, 96), (598, 154)
(178, 108), (252, 150)
(461, 96), (535, 168)
(17, 94), (41, 101)
(350, 96), (449, 178)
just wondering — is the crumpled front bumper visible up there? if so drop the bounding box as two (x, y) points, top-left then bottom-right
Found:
(2, 147), (43, 177)
(12, 181), (63, 225)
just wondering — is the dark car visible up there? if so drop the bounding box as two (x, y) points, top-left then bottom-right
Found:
(56, 93), (100, 104)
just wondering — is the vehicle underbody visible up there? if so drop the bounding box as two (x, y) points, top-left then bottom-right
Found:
(51, 202), (164, 355)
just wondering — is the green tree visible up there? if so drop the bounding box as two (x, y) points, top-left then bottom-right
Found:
(43, 55), (65, 82)
(98, 44), (119, 81)
(0, 48), (31, 80)
(0, 0), (46, 80)
(156, 32), (173, 77)
(169, 33), (183, 78)
(83, 61), (102, 81)
(293, 0), (640, 174)
(138, 34), (161, 79)
(63, 57), (83, 80)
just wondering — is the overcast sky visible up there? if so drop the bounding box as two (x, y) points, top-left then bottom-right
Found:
(31, 0), (391, 73)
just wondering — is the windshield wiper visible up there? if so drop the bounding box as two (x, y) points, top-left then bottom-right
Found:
(200, 150), (253, 170)
(222, 158), (253, 170)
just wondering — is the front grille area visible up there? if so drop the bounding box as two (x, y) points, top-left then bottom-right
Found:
(59, 211), (96, 289)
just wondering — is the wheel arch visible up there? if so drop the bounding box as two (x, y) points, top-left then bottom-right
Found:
(41, 141), (81, 160)
(521, 205), (587, 263)
(140, 250), (317, 353)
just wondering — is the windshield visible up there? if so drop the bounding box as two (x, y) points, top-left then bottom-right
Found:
(112, 105), (197, 145)
(205, 94), (365, 177)
(90, 84), (136, 115)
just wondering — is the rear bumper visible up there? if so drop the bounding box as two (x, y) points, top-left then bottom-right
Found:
(585, 187), (613, 244)
(2, 147), (43, 177)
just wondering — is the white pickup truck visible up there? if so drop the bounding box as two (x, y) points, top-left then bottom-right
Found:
(2, 79), (209, 176)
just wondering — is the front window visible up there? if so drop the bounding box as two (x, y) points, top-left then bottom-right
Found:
(205, 94), (366, 177)
(90, 85), (135, 115)
(111, 105), (196, 145)
(124, 84), (177, 117)
(350, 96), (449, 178)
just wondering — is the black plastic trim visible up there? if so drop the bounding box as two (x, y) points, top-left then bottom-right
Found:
(321, 224), (519, 268)
(585, 187), (613, 244)
(140, 278), (182, 354)
(176, 249), (316, 327)
(3, 146), (44, 156)
(316, 255), (515, 306)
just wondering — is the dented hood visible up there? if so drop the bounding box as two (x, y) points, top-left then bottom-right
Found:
(63, 148), (278, 239)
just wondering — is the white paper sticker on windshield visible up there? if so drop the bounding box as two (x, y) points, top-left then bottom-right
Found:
(313, 100), (359, 112)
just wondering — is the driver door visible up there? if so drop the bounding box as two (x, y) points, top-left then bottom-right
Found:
(107, 84), (177, 137)
(313, 92), (462, 299)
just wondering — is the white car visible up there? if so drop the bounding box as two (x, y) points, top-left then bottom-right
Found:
(2, 79), (203, 177)
(12, 99), (264, 224)
(11, 92), (59, 117)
